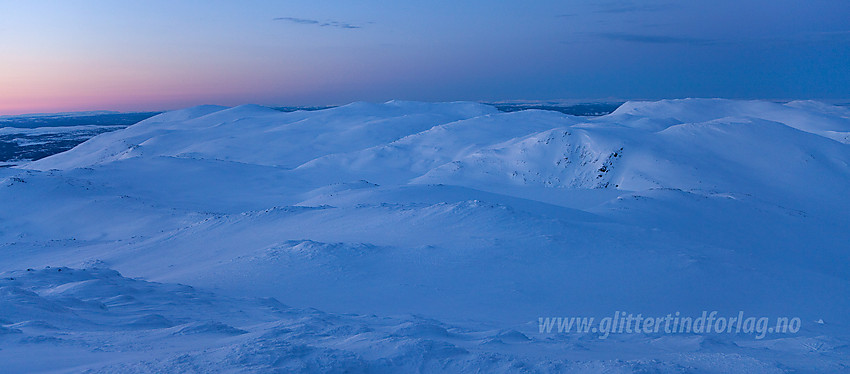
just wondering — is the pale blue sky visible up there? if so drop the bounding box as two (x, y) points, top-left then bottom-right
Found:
(1, 0), (848, 113)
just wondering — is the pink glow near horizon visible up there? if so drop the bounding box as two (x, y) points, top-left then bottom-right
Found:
(0, 57), (324, 114)
(1, 1), (848, 115)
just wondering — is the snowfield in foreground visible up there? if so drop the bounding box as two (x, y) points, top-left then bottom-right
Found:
(1, 99), (849, 372)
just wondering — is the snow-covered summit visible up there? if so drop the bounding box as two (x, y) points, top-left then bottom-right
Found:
(610, 98), (850, 142)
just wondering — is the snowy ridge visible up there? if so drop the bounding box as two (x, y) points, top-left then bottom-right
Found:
(4, 99), (850, 372)
(27, 101), (497, 170)
(412, 127), (625, 189)
(27, 99), (850, 200)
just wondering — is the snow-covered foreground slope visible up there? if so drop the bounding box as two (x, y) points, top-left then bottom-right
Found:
(3, 99), (850, 372)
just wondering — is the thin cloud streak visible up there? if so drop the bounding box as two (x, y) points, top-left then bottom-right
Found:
(592, 1), (675, 14)
(596, 32), (717, 45)
(273, 17), (361, 29)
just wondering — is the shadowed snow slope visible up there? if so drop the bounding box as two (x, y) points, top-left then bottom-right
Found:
(3, 99), (850, 372)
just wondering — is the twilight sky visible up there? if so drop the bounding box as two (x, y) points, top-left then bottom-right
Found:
(1, 0), (849, 114)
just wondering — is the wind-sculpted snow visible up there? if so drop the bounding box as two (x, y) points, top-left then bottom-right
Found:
(4, 99), (850, 372)
(1, 266), (845, 373)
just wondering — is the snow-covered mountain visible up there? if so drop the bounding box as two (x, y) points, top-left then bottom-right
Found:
(2, 99), (849, 372)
